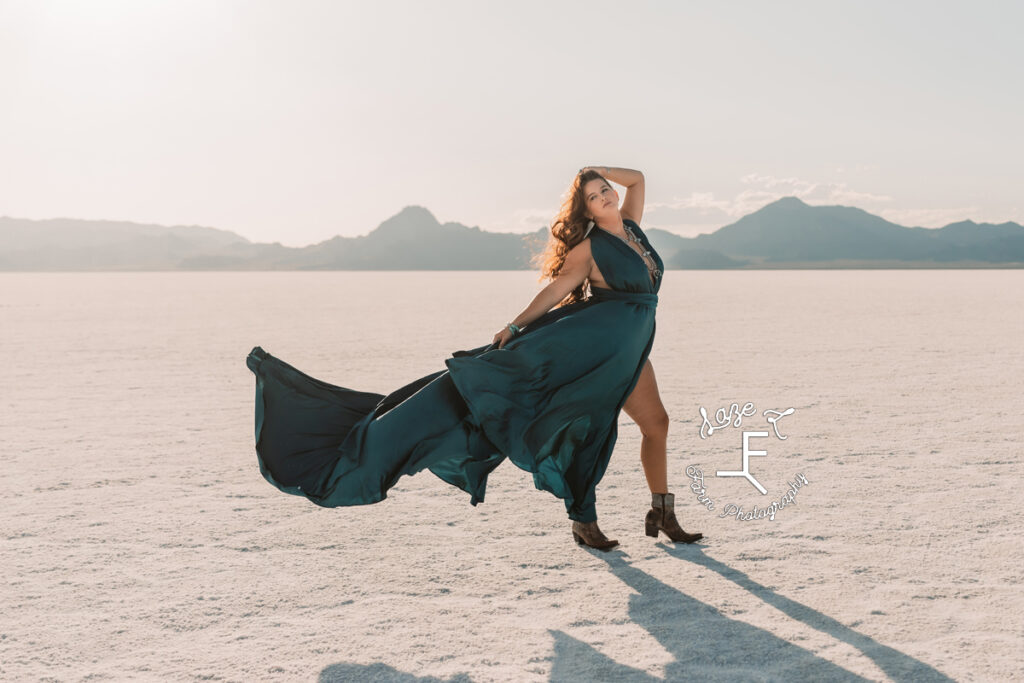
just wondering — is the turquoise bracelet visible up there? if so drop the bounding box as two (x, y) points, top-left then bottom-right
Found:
(506, 322), (522, 335)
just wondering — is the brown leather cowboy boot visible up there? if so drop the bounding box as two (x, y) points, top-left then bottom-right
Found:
(645, 492), (702, 543)
(571, 520), (619, 551)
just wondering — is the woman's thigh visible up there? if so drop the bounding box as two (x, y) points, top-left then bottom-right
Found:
(622, 359), (669, 437)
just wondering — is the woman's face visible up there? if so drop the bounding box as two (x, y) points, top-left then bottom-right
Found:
(582, 178), (619, 222)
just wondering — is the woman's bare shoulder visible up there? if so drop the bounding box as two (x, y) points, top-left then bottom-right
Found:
(562, 237), (595, 271)
(567, 236), (593, 258)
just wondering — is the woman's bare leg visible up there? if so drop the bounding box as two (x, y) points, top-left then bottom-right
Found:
(622, 359), (670, 494)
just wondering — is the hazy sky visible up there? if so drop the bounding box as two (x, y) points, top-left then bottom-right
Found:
(2, 0), (1020, 247)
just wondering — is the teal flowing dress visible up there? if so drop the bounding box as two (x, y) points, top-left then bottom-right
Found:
(245, 218), (664, 523)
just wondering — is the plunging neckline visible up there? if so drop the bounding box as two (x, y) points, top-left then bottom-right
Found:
(593, 223), (658, 287)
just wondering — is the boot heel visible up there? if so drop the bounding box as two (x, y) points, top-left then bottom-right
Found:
(571, 521), (619, 550)
(645, 523), (659, 538)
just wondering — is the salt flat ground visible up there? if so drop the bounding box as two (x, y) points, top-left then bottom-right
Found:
(1, 270), (1021, 682)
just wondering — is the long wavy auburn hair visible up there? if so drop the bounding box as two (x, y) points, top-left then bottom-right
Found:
(529, 169), (610, 308)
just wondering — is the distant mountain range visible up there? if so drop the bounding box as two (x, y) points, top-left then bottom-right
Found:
(2, 197), (1023, 271)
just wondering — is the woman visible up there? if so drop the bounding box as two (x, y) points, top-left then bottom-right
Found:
(245, 166), (702, 551)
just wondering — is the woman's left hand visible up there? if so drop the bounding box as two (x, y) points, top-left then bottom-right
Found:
(493, 326), (517, 349)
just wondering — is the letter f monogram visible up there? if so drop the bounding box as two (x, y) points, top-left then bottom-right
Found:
(716, 431), (769, 494)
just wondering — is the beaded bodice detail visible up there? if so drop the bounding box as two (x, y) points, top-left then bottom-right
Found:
(586, 221), (663, 286)
(616, 223), (662, 283)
